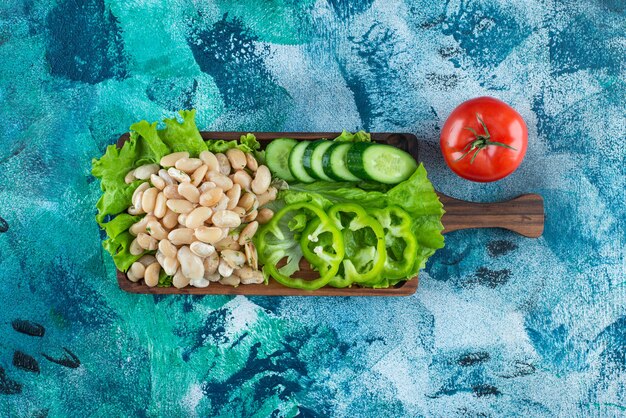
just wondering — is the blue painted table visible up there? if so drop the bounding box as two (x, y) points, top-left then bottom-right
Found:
(0, 1), (624, 416)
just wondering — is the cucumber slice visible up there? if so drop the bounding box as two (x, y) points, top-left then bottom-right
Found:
(322, 143), (361, 181)
(265, 138), (297, 181)
(288, 141), (316, 183)
(346, 142), (417, 184)
(303, 140), (334, 181)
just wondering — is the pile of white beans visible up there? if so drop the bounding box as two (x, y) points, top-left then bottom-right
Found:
(124, 148), (277, 288)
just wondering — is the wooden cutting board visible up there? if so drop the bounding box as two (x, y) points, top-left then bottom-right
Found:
(114, 132), (544, 296)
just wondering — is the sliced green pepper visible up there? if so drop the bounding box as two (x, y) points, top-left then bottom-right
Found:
(255, 202), (344, 290)
(324, 203), (387, 287)
(370, 206), (417, 286)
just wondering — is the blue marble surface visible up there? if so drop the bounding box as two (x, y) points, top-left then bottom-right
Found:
(0, 0), (624, 416)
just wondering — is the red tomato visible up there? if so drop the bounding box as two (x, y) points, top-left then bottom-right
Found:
(440, 97), (528, 182)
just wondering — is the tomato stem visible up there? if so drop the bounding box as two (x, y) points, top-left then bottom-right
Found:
(456, 114), (517, 164)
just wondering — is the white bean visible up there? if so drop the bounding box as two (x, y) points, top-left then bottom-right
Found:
(219, 275), (240, 287)
(251, 165), (271, 195)
(221, 249), (246, 268)
(160, 151), (189, 167)
(127, 270), (140, 282)
(190, 241), (215, 258)
(129, 262), (146, 279)
(195, 226), (224, 244)
(127, 205), (143, 216)
(199, 151), (219, 172)
(167, 167), (191, 183)
(218, 258), (234, 277)
(150, 174), (165, 190)
(166, 199), (195, 214)
(168, 228), (195, 246)
(243, 210), (257, 223)
(177, 246), (204, 279)
(158, 169), (175, 186)
(162, 209), (178, 229)
(245, 153), (258, 171)
(132, 182), (150, 204)
(132, 191), (144, 214)
(153, 192), (167, 218)
(137, 233), (158, 250)
(209, 172), (233, 191)
(186, 207), (213, 229)
(256, 208), (274, 224)
(162, 256), (179, 276)
(191, 165), (209, 187)
(238, 193), (256, 212)
(124, 169), (136, 184)
(146, 220), (168, 240)
(175, 157), (203, 173)
(203, 252), (219, 276)
(144, 262), (161, 287)
(178, 182), (200, 203)
(212, 210), (241, 228)
(199, 188), (223, 207)
(226, 184), (241, 210)
(205, 272), (221, 282)
(137, 254), (157, 267)
(232, 170), (252, 191)
(155, 250), (165, 267)
(226, 148), (246, 170)
(158, 239), (177, 258)
(199, 181), (216, 193)
(257, 187), (277, 207)
(216, 153), (231, 175)
(232, 206), (246, 217)
(238, 221), (258, 245)
(134, 164), (160, 180)
(163, 184), (183, 199)
(173, 268), (190, 289)
(129, 215), (155, 236)
(215, 236), (241, 251)
(215, 196), (230, 211)
(177, 213), (188, 226)
(190, 277), (211, 288)
(244, 242), (258, 270)
(238, 266), (264, 284)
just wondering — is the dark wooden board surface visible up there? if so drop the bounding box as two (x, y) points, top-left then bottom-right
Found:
(114, 132), (544, 296)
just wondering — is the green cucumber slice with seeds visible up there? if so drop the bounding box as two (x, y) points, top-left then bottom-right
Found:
(346, 142), (417, 184)
(288, 141), (316, 183)
(322, 142), (361, 181)
(265, 138), (298, 181)
(303, 140), (334, 181)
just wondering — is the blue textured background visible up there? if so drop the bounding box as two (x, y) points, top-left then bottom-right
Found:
(0, 1), (624, 416)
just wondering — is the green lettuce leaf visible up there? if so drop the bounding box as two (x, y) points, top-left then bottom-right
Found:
(129, 120), (171, 164)
(102, 231), (143, 272)
(101, 213), (141, 239)
(334, 130), (371, 142)
(100, 215), (144, 272)
(205, 133), (261, 154)
(283, 181), (388, 209)
(158, 109), (207, 156)
(91, 135), (145, 224)
(158, 269), (173, 287)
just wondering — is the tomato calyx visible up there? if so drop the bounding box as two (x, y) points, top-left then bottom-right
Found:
(456, 113), (517, 164)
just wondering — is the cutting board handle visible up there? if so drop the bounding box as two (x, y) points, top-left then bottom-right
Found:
(438, 193), (544, 238)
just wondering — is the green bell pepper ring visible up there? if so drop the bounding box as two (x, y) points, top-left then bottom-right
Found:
(326, 203), (387, 287)
(370, 206), (418, 282)
(255, 202), (344, 290)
